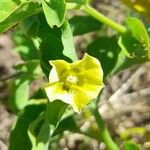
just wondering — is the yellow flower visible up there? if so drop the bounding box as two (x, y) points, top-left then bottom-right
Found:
(45, 53), (104, 113)
(121, 0), (150, 17)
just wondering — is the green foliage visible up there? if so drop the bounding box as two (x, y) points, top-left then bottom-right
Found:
(69, 15), (102, 35)
(28, 113), (50, 150)
(9, 60), (42, 113)
(124, 141), (140, 150)
(21, 15), (40, 38)
(9, 99), (46, 150)
(13, 30), (39, 60)
(53, 115), (78, 136)
(28, 101), (67, 149)
(111, 51), (147, 75)
(38, 14), (76, 76)
(65, 0), (87, 5)
(61, 20), (77, 61)
(46, 101), (68, 127)
(119, 17), (150, 59)
(9, 77), (29, 113)
(120, 127), (145, 140)
(41, 0), (66, 28)
(0, 0), (22, 22)
(112, 17), (150, 74)
(13, 60), (42, 79)
(66, 0), (89, 9)
(87, 36), (119, 77)
(0, 1), (41, 33)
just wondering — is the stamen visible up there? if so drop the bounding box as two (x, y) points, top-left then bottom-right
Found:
(66, 75), (78, 84)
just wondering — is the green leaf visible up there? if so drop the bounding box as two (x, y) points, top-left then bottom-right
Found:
(111, 51), (147, 75)
(41, 0), (66, 28)
(13, 31), (39, 61)
(0, 1), (41, 33)
(9, 99), (46, 150)
(28, 100), (67, 149)
(14, 60), (42, 79)
(9, 60), (42, 113)
(31, 88), (47, 100)
(69, 15), (102, 36)
(112, 18), (150, 75)
(9, 77), (29, 113)
(66, 0), (87, 9)
(120, 17), (150, 59)
(124, 141), (140, 150)
(86, 34), (148, 76)
(87, 36), (119, 77)
(0, 0), (22, 22)
(38, 14), (77, 77)
(21, 15), (40, 37)
(52, 115), (78, 136)
(65, 0), (86, 4)
(61, 20), (77, 61)
(126, 18), (150, 50)
(35, 120), (50, 150)
(46, 100), (68, 127)
(28, 113), (50, 150)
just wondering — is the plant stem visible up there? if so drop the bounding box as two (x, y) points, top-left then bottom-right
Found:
(82, 4), (127, 34)
(91, 102), (120, 150)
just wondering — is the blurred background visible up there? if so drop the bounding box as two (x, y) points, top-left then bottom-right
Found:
(0, 0), (150, 149)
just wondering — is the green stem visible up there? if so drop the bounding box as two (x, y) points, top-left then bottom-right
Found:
(82, 4), (127, 34)
(91, 102), (119, 150)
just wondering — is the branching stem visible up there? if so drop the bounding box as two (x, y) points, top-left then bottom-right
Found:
(82, 4), (127, 34)
(91, 101), (120, 150)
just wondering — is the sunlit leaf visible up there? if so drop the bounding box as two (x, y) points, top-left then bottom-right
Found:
(119, 17), (150, 59)
(13, 60), (42, 79)
(9, 60), (42, 113)
(9, 99), (46, 150)
(28, 113), (50, 150)
(41, 0), (66, 27)
(0, 1), (41, 33)
(124, 141), (140, 150)
(9, 78), (29, 113)
(28, 101), (67, 149)
(46, 100), (68, 127)
(61, 20), (77, 61)
(13, 31), (39, 61)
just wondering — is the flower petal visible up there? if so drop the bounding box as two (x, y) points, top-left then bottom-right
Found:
(49, 60), (70, 82)
(82, 53), (101, 70)
(45, 82), (72, 104)
(80, 83), (104, 98)
(70, 53), (101, 73)
(49, 67), (59, 83)
(71, 88), (91, 113)
(70, 82), (104, 113)
(79, 68), (103, 85)
(46, 53), (104, 113)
